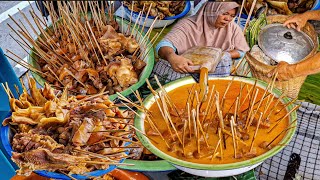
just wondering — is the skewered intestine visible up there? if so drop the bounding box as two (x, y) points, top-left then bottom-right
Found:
(3, 78), (134, 176)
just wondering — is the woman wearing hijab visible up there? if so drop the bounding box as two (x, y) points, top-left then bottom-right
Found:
(154, 1), (249, 80)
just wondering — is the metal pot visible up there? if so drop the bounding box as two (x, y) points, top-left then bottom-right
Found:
(258, 23), (315, 64)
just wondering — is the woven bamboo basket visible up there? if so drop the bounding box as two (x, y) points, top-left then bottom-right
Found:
(246, 15), (319, 98)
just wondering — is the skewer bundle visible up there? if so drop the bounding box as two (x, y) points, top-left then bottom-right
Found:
(123, 1), (186, 20)
(1, 77), (139, 176)
(123, 75), (298, 164)
(6, 1), (163, 95)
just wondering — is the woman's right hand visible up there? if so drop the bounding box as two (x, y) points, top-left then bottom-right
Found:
(283, 13), (308, 32)
(168, 53), (194, 73)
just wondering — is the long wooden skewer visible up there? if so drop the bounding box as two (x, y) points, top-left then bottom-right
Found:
(230, 116), (237, 158)
(266, 119), (297, 147)
(250, 112), (263, 152)
(245, 89), (259, 129)
(237, 0), (246, 26)
(243, 0), (258, 33)
(218, 128), (223, 160)
(211, 139), (221, 160)
(268, 105), (301, 133)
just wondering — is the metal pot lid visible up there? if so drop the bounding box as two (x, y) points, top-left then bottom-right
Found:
(258, 23), (314, 64)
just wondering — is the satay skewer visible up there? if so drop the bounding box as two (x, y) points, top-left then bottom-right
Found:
(4, 53), (46, 77)
(1, 83), (12, 99)
(237, 0), (246, 25)
(196, 104), (210, 148)
(192, 109), (200, 154)
(202, 85), (215, 123)
(211, 139), (221, 160)
(275, 96), (298, 115)
(218, 128), (224, 160)
(243, 0), (258, 33)
(139, 4), (153, 41)
(230, 116), (237, 158)
(265, 93), (286, 120)
(125, 2), (135, 35)
(86, 21), (107, 64)
(130, 10), (143, 39)
(182, 119), (188, 155)
(222, 129), (248, 146)
(250, 112), (263, 152)
(246, 74), (277, 129)
(268, 105), (300, 133)
(266, 119), (297, 147)
(160, 93), (183, 145)
(216, 96), (227, 149)
(187, 103), (192, 139)
(245, 89), (259, 129)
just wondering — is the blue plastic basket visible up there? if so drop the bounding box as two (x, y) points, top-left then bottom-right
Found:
(0, 48), (22, 120)
(0, 48), (22, 179)
(1, 123), (130, 179)
(312, 0), (320, 10)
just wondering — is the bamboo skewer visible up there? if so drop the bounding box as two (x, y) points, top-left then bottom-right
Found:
(250, 112), (263, 152)
(237, 0), (246, 26)
(243, 0), (258, 33)
(230, 116), (237, 158)
(275, 97), (298, 115)
(265, 93), (286, 120)
(187, 103), (192, 139)
(192, 109), (200, 154)
(266, 119), (297, 147)
(86, 21), (107, 65)
(196, 103), (209, 148)
(218, 128), (223, 160)
(216, 95), (227, 149)
(211, 139), (221, 160)
(245, 89), (259, 129)
(160, 93), (183, 145)
(182, 119), (188, 155)
(268, 105), (301, 133)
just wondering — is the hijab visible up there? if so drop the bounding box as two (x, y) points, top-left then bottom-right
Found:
(163, 1), (250, 54)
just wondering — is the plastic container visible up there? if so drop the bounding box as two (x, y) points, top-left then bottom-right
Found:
(312, 0), (320, 10)
(0, 123), (130, 179)
(123, 1), (191, 28)
(0, 48), (22, 120)
(0, 48), (22, 179)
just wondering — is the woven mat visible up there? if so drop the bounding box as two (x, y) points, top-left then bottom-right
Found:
(256, 102), (320, 180)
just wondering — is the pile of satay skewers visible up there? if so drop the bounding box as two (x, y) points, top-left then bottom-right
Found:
(5, 1), (166, 96)
(1, 75), (146, 177)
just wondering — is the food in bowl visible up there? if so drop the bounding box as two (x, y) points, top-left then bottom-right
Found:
(8, 2), (153, 97)
(1, 77), (135, 177)
(133, 76), (297, 169)
(123, 1), (186, 20)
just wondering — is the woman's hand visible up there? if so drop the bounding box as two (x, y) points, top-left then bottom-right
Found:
(283, 14), (308, 32)
(267, 61), (295, 81)
(168, 53), (194, 73)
